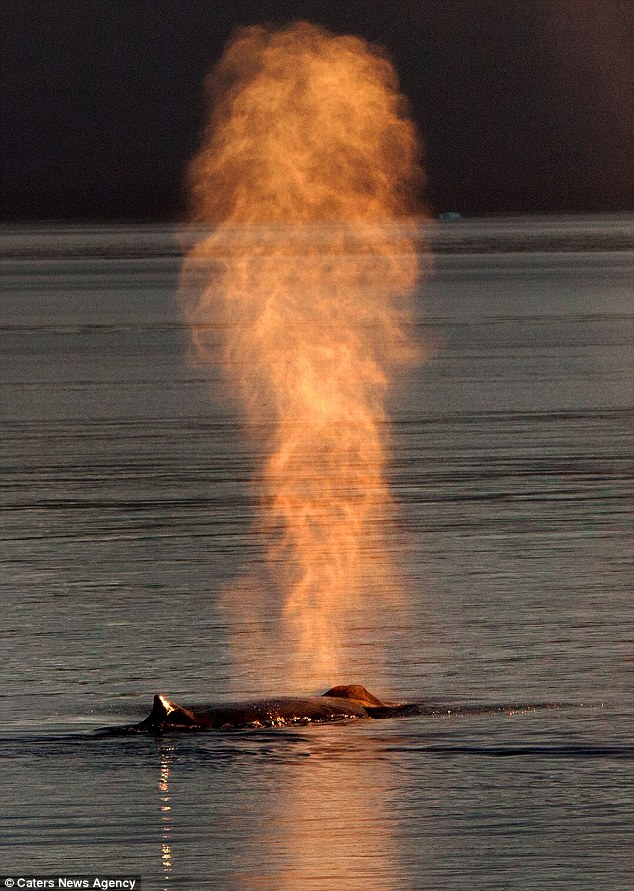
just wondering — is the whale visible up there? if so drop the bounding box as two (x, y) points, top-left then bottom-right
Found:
(126, 684), (411, 733)
(109, 684), (561, 734)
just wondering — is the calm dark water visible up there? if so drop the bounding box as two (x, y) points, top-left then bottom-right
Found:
(0, 217), (632, 889)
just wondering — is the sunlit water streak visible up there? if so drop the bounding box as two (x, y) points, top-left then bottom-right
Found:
(0, 218), (632, 890)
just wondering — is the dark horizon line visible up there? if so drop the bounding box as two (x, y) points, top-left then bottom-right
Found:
(2, 209), (633, 228)
(3, 199), (633, 225)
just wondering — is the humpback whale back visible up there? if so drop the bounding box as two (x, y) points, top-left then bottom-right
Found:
(322, 684), (386, 707)
(130, 684), (392, 732)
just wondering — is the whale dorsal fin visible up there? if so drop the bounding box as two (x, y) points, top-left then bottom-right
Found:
(147, 694), (200, 727)
(322, 684), (385, 707)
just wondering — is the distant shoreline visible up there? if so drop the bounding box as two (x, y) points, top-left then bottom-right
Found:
(0, 213), (632, 260)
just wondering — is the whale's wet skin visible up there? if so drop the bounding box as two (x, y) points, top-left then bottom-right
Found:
(130, 684), (388, 731)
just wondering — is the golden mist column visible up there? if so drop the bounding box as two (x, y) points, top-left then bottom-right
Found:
(181, 21), (428, 690)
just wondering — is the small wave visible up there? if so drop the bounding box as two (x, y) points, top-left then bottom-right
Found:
(390, 744), (634, 760)
(369, 701), (567, 719)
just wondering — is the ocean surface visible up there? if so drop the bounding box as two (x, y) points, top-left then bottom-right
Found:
(0, 215), (632, 889)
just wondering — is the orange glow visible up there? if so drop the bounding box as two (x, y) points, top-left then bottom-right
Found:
(181, 22), (428, 688)
(158, 694), (175, 715)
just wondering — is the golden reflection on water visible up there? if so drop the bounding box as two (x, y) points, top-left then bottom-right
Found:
(234, 728), (402, 891)
(158, 745), (174, 887)
(152, 726), (404, 889)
